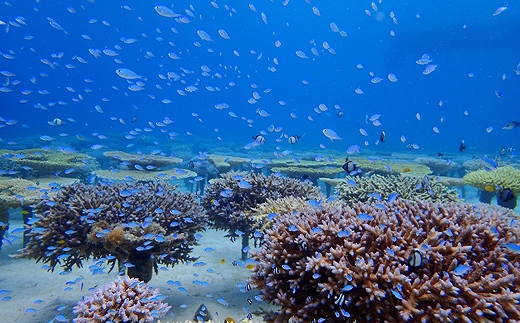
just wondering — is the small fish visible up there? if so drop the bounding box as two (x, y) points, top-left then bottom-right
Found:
(322, 128), (342, 141)
(458, 139), (466, 152)
(252, 134), (265, 144)
(380, 130), (386, 142)
(453, 264), (471, 276)
(481, 157), (498, 170)
(342, 157), (357, 173)
(358, 213), (374, 221)
(132, 116), (136, 123)
(502, 121), (520, 130)
(502, 243), (520, 253)
(288, 135), (300, 144)
(408, 249), (423, 268)
(498, 188), (515, 203)
(337, 111), (344, 117)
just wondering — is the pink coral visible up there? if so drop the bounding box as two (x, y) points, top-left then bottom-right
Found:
(251, 200), (520, 323)
(73, 276), (170, 323)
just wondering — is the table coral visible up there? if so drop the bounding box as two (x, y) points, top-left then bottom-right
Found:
(251, 200), (520, 322)
(336, 174), (460, 205)
(202, 172), (322, 259)
(18, 182), (206, 282)
(104, 150), (182, 169)
(3, 148), (97, 177)
(73, 275), (170, 322)
(464, 166), (520, 195)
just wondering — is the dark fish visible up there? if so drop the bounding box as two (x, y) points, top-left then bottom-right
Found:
(458, 139), (466, 152)
(498, 188), (515, 202)
(437, 152), (444, 157)
(502, 121), (520, 130)
(380, 130), (386, 142)
(288, 135), (300, 144)
(408, 249), (423, 268)
(132, 116), (137, 123)
(253, 134), (265, 144)
(342, 157), (357, 173)
(416, 175), (430, 192)
(337, 111), (344, 117)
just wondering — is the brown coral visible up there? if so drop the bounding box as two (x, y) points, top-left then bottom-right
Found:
(73, 275), (170, 322)
(251, 200), (520, 322)
(202, 172), (322, 259)
(335, 174), (460, 205)
(18, 182), (206, 282)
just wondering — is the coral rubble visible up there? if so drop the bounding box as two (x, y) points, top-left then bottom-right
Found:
(335, 174), (460, 205)
(73, 275), (170, 322)
(251, 200), (520, 322)
(18, 182), (206, 282)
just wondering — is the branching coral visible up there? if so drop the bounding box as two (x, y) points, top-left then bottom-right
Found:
(464, 166), (520, 195)
(336, 174), (460, 205)
(73, 275), (170, 322)
(18, 182), (206, 282)
(3, 148), (97, 177)
(104, 150), (183, 169)
(202, 172), (322, 259)
(251, 200), (520, 323)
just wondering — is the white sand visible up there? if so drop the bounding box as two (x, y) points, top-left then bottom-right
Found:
(0, 209), (274, 323)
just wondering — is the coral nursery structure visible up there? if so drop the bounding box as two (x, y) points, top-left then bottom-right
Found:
(202, 172), (322, 259)
(19, 182), (206, 282)
(251, 200), (520, 322)
(73, 275), (170, 322)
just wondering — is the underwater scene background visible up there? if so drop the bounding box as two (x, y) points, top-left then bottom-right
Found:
(1, 0), (520, 322)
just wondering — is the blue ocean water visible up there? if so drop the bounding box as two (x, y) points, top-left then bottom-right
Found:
(0, 1), (518, 155)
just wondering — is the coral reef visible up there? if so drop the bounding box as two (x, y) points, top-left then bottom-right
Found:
(414, 157), (461, 175)
(270, 166), (342, 185)
(159, 320), (256, 323)
(464, 166), (520, 195)
(335, 174), (460, 205)
(73, 275), (170, 322)
(95, 168), (196, 182)
(207, 154), (251, 173)
(251, 200), (520, 323)
(355, 158), (432, 176)
(104, 150), (182, 170)
(2, 148), (97, 177)
(251, 196), (311, 233)
(18, 182), (206, 282)
(202, 172), (322, 259)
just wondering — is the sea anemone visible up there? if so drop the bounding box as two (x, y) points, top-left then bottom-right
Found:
(251, 199), (520, 322)
(18, 182), (206, 282)
(73, 275), (170, 322)
(202, 172), (322, 259)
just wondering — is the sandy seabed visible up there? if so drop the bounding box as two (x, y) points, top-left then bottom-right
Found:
(0, 209), (272, 323)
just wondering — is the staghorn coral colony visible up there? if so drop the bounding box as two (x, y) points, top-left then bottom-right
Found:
(251, 199), (520, 322)
(202, 171), (322, 259)
(18, 182), (206, 282)
(73, 275), (170, 322)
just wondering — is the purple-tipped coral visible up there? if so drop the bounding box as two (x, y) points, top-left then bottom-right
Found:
(202, 172), (322, 259)
(251, 200), (520, 322)
(73, 275), (170, 322)
(18, 182), (206, 282)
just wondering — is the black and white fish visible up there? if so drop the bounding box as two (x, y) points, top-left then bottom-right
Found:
(288, 135), (300, 144)
(498, 188), (515, 203)
(458, 139), (466, 152)
(408, 249), (423, 268)
(502, 121), (520, 130)
(342, 157), (357, 174)
(380, 130), (386, 142)
(253, 134), (265, 144)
